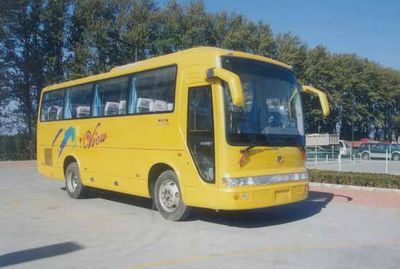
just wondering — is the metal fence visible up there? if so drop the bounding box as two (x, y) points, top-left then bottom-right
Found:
(306, 152), (400, 175)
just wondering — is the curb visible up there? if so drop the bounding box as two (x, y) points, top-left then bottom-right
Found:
(309, 182), (400, 193)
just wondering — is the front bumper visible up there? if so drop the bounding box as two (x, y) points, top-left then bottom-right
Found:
(216, 180), (308, 210)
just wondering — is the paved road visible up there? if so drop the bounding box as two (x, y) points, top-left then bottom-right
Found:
(1, 161), (400, 269)
(307, 159), (400, 175)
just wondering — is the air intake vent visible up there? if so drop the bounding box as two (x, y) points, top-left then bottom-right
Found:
(44, 148), (53, 166)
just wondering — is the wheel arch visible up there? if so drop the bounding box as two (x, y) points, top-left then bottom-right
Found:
(391, 151), (400, 157)
(63, 155), (79, 176)
(147, 162), (183, 199)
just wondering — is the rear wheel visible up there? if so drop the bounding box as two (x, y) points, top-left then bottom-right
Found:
(362, 152), (370, 160)
(154, 170), (191, 221)
(393, 153), (400, 161)
(65, 162), (88, 199)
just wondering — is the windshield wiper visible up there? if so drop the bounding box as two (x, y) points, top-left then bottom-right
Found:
(242, 142), (267, 152)
(239, 139), (268, 167)
(243, 135), (269, 151)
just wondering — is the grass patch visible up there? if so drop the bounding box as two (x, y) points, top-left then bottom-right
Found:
(308, 169), (400, 189)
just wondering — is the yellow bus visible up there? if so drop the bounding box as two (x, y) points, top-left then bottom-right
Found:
(37, 47), (329, 221)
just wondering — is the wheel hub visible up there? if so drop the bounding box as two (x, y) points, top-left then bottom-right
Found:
(67, 171), (78, 192)
(159, 179), (180, 212)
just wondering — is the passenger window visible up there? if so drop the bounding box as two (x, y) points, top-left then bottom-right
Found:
(187, 86), (215, 182)
(92, 76), (129, 116)
(40, 90), (65, 121)
(64, 84), (93, 119)
(128, 66), (176, 114)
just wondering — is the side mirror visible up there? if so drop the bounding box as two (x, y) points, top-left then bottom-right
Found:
(302, 85), (330, 117)
(207, 67), (244, 106)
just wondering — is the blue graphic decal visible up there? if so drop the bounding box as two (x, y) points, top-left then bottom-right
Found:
(58, 127), (76, 157)
(52, 128), (64, 147)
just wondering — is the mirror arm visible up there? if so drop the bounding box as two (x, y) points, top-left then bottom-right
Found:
(206, 67), (244, 106)
(302, 85), (331, 117)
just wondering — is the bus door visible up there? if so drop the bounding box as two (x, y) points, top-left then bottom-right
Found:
(187, 85), (215, 184)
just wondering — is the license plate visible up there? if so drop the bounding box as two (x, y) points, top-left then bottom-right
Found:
(275, 190), (289, 204)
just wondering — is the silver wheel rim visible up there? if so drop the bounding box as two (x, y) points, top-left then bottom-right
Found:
(67, 170), (78, 193)
(158, 179), (180, 213)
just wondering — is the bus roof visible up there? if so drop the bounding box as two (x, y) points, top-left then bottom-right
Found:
(43, 46), (291, 92)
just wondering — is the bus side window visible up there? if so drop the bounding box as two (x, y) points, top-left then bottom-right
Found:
(93, 76), (129, 117)
(128, 66), (176, 114)
(40, 90), (65, 121)
(64, 84), (93, 119)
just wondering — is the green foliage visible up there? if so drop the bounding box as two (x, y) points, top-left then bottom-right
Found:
(308, 169), (400, 189)
(276, 33), (307, 78)
(1, 0), (70, 139)
(0, 135), (35, 160)
(1, 0), (400, 159)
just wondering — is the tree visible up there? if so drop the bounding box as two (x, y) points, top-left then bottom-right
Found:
(180, 1), (212, 49)
(42, 0), (69, 84)
(151, 0), (184, 54)
(1, 0), (70, 154)
(275, 33), (307, 79)
(68, 0), (126, 77)
(303, 46), (335, 133)
(1, 0), (46, 153)
(122, 0), (158, 59)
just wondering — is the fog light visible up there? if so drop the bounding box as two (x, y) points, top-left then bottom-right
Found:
(241, 192), (249, 200)
(233, 193), (240, 200)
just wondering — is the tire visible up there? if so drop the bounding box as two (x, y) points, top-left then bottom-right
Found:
(154, 170), (191, 221)
(65, 162), (88, 199)
(362, 152), (370, 160)
(393, 153), (400, 161)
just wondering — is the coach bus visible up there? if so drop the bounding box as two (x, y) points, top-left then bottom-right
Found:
(37, 47), (330, 221)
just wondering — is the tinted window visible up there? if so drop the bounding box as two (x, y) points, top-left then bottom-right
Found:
(188, 88), (213, 131)
(64, 84), (93, 119)
(40, 90), (65, 121)
(128, 66), (176, 114)
(187, 86), (215, 182)
(391, 144), (400, 150)
(377, 144), (385, 150)
(93, 76), (129, 116)
(221, 56), (304, 148)
(359, 144), (368, 150)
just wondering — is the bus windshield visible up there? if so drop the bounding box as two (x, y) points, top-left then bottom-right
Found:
(221, 56), (305, 147)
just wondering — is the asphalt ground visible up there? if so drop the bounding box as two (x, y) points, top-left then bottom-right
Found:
(1, 161), (399, 269)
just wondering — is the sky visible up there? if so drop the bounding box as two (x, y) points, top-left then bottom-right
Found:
(198, 0), (400, 70)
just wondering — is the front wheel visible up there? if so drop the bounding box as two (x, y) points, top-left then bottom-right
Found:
(393, 153), (400, 161)
(154, 170), (191, 221)
(65, 162), (88, 199)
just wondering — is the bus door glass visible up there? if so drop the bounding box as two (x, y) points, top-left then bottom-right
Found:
(187, 86), (215, 183)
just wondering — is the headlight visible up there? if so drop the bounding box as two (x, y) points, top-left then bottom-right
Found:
(222, 172), (308, 187)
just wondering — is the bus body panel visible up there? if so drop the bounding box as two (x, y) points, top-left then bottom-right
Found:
(37, 47), (309, 211)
